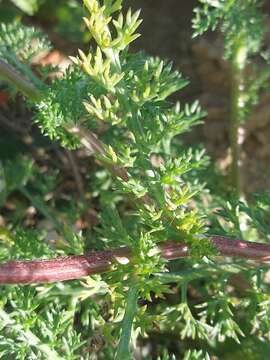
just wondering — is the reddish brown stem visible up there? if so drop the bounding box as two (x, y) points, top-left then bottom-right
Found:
(212, 236), (270, 260)
(0, 236), (270, 284)
(0, 247), (131, 284)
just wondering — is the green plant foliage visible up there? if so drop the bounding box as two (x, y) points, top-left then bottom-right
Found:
(0, 21), (50, 92)
(0, 22), (50, 63)
(35, 67), (95, 148)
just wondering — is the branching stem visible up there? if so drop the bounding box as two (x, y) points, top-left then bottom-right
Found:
(230, 43), (247, 196)
(1, 59), (270, 286)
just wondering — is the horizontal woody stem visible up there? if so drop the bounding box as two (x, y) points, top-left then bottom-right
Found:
(0, 236), (270, 284)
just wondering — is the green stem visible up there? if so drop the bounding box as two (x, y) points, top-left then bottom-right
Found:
(181, 281), (188, 303)
(115, 285), (139, 360)
(0, 59), (42, 101)
(230, 44), (247, 197)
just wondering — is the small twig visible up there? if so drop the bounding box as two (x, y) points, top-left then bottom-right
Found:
(67, 125), (153, 205)
(65, 149), (85, 200)
(0, 236), (270, 284)
(68, 125), (106, 156)
(67, 125), (129, 181)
